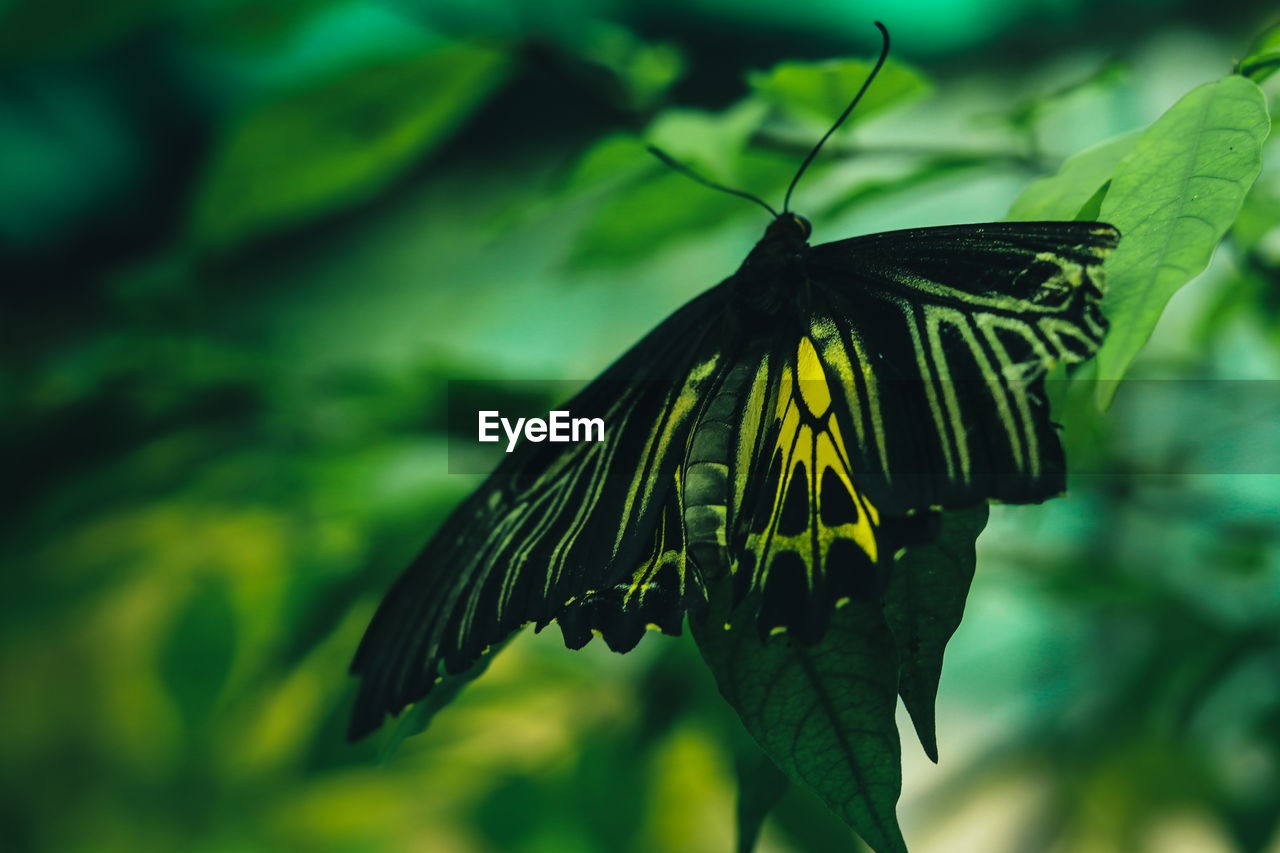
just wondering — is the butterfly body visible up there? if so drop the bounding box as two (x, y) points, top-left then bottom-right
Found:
(728, 213), (816, 323)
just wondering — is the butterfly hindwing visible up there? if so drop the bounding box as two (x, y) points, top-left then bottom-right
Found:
(555, 467), (702, 653)
(720, 338), (888, 641)
(555, 357), (768, 649)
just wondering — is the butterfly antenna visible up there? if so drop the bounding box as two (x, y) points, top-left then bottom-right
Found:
(782, 20), (891, 213)
(646, 145), (779, 218)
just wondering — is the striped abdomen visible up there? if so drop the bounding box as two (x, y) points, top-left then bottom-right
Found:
(683, 361), (757, 578)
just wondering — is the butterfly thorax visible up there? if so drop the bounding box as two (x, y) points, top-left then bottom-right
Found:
(729, 214), (813, 323)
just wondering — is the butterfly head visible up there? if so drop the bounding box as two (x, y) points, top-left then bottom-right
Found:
(769, 213), (811, 242)
(730, 212), (815, 320)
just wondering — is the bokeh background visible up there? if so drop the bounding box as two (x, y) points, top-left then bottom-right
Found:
(4, 1), (1280, 851)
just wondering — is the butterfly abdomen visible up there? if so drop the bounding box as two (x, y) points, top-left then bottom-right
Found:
(683, 360), (759, 579)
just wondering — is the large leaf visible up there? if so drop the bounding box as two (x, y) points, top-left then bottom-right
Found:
(191, 44), (508, 252)
(1006, 130), (1141, 221)
(881, 504), (989, 763)
(694, 590), (907, 853)
(1093, 75), (1269, 406)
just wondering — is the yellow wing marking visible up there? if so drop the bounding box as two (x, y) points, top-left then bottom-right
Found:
(814, 416), (879, 560)
(733, 354), (773, 515)
(903, 305), (957, 481)
(746, 338), (881, 591)
(795, 335), (832, 415)
(809, 318), (890, 479)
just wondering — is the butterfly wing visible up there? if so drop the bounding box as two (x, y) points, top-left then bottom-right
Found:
(806, 220), (1118, 508)
(555, 353), (770, 646)
(720, 342), (891, 641)
(725, 221), (1117, 637)
(348, 289), (730, 739)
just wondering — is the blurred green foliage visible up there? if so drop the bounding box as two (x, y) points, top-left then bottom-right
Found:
(3, 2), (1280, 853)
(1238, 22), (1280, 82)
(192, 43), (509, 251)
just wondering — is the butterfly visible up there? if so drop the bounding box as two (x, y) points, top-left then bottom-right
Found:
(347, 22), (1119, 741)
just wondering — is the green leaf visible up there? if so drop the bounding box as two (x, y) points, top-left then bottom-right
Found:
(1094, 75), (1270, 407)
(1074, 180), (1110, 222)
(734, 739), (790, 853)
(748, 58), (930, 127)
(881, 504), (989, 763)
(156, 577), (237, 728)
(694, 590), (907, 853)
(646, 100), (771, 184)
(1238, 22), (1280, 83)
(562, 134), (654, 195)
(1006, 130), (1140, 221)
(191, 44), (509, 252)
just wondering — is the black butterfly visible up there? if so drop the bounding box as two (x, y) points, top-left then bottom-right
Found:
(347, 23), (1119, 740)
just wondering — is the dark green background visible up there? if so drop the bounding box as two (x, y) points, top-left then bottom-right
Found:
(3, 1), (1279, 851)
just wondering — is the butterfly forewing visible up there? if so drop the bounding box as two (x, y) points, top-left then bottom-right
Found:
(555, 448), (704, 651)
(347, 290), (727, 739)
(807, 221), (1118, 508)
